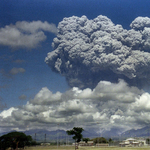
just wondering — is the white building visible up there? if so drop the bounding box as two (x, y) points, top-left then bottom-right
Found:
(40, 143), (51, 146)
(78, 141), (94, 146)
(119, 138), (146, 147)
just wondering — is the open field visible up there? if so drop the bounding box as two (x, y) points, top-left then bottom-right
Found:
(26, 146), (150, 150)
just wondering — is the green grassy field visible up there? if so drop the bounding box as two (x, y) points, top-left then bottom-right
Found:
(26, 146), (150, 150)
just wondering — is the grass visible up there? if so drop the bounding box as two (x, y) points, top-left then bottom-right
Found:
(25, 146), (150, 150)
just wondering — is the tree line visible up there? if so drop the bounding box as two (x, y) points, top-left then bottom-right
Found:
(0, 131), (37, 150)
(66, 127), (111, 150)
(0, 127), (111, 150)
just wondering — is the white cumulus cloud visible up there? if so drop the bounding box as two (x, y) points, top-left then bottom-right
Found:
(0, 21), (57, 49)
(0, 80), (147, 132)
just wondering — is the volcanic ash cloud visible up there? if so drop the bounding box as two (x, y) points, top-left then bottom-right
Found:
(45, 15), (150, 89)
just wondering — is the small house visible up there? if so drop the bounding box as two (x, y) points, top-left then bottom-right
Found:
(119, 138), (145, 147)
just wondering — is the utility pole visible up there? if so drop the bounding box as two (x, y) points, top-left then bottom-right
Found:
(35, 133), (36, 142)
(97, 122), (100, 147)
(45, 134), (46, 145)
(35, 133), (36, 147)
(57, 123), (59, 149)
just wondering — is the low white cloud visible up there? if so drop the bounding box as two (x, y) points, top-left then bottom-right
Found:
(0, 80), (148, 132)
(0, 21), (57, 49)
(0, 67), (26, 78)
(10, 67), (25, 75)
(30, 87), (62, 105)
(131, 93), (150, 112)
(0, 107), (18, 118)
(19, 94), (27, 100)
(13, 59), (25, 64)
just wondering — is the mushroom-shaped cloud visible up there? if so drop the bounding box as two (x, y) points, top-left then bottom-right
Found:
(45, 15), (150, 89)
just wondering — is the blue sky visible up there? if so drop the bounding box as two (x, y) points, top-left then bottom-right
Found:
(1, 0), (150, 132)
(1, 0), (148, 108)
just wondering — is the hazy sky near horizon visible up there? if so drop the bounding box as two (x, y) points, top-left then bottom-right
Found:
(1, 0), (150, 133)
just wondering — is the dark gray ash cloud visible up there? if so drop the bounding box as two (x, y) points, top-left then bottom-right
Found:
(45, 15), (150, 89)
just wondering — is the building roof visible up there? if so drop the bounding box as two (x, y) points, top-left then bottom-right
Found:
(88, 141), (94, 143)
(124, 141), (130, 144)
(132, 142), (139, 144)
(126, 138), (136, 141)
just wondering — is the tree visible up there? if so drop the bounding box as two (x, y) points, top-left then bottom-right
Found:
(108, 138), (113, 143)
(92, 137), (108, 144)
(82, 138), (90, 143)
(66, 127), (84, 150)
(0, 131), (33, 150)
(146, 138), (150, 144)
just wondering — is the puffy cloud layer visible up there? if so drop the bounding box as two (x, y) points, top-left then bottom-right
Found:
(0, 21), (57, 49)
(0, 80), (149, 132)
(45, 15), (150, 89)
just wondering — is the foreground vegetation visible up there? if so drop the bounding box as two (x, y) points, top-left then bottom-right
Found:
(0, 131), (36, 150)
(1, 129), (150, 150)
(25, 146), (150, 150)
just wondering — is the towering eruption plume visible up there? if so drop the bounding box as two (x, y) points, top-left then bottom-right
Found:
(45, 15), (150, 89)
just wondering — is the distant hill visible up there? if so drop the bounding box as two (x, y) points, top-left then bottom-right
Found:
(0, 128), (120, 142)
(1, 126), (150, 142)
(25, 129), (67, 143)
(121, 126), (150, 138)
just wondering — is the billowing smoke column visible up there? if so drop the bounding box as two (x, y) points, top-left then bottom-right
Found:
(45, 15), (150, 89)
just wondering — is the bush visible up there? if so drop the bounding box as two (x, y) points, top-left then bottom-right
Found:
(92, 137), (108, 144)
(0, 131), (33, 150)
